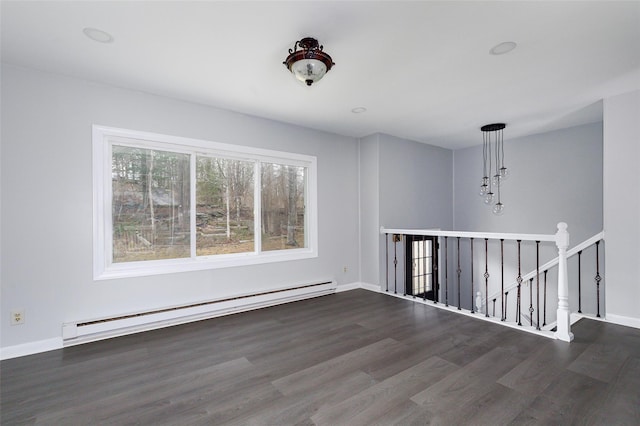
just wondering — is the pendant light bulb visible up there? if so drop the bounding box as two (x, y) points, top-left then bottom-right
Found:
(493, 202), (505, 216)
(500, 167), (509, 181)
(484, 192), (494, 205)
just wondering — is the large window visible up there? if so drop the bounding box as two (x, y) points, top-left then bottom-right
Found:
(93, 126), (317, 279)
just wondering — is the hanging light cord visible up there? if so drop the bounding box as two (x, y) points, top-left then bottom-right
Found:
(500, 128), (505, 169)
(487, 132), (492, 193)
(495, 129), (501, 201)
(482, 131), (487, 180)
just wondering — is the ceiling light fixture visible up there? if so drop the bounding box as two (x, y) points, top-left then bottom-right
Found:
(479, 123), (508, 215)
(490, 41), (517, 55)
(83, 27), (114, 43)
(351, 107), (367, 114)
(283, 37), (335, 86)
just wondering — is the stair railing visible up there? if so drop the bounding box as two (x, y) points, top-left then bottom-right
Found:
(483, 231), (604, 326)
(380, 222), (574, 342)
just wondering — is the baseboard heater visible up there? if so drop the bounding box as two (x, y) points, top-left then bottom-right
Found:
(62, 280), (336, 347)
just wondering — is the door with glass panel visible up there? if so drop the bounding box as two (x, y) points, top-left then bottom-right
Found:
(405, 235), (438, 301)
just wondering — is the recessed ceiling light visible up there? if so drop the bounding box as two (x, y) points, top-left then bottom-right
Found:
(83, 27), (114, 44)
(351, 107), (367, 114)
(489, 41), (517, 55)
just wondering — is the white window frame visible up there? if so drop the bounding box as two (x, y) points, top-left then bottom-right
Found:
(93, 125), (318, 280)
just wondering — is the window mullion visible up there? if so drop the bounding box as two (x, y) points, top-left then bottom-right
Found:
(104, 139), (113, 270)
(254, 160), (262, 254)
(190, 152), (197, 258)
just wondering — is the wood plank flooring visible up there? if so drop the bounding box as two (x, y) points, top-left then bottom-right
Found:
(2, 289), (639, 425)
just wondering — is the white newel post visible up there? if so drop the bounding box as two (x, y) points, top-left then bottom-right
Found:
(555, 222), (574, 342)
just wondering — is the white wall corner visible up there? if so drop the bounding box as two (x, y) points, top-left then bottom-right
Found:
(0, 337), (63, 361)
(605, 313), (640, 330)
(335, 282), (361, 292)
(335, 282), (381, 293)
(360, 282), (382, 292)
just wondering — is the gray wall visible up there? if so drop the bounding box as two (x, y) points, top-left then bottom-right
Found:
(454, 123), (604, 242)
(379, 134), (453, 230)
(603, 90), (640, 325)
(1, 64), (360, 348)
(358, 134), (380, 286)
(359, 133), (453, 287)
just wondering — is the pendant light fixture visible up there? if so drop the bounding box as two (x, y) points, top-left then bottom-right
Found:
(479, 123), (508, 215)
(283, 37), (335, 86)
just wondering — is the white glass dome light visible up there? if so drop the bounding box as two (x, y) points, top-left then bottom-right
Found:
(284, 37), (335, 86)
(290, 58), (328, 86)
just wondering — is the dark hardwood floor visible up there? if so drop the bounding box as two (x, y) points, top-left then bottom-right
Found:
(2, 289), (639, 425)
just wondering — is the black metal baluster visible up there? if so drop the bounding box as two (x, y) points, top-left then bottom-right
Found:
(504, 291), (509, 321)
(402, 235), (407, 297)
(484, 238), (489, 317)
(457, 237), (461, 310)
(393, 234), (399, 294)
(423, 235), (427, 301)
(595, 240), (601, 317)
(578, 250), (582, 313)
(543, 270), (548, 327)
(501, 239), (505, 321)
(409, 234), (414, 299)
(516, 240), (522, 326)
(470, 238), (475, 313)
(434, 237), (439, 304)
(492, 298), (496, 317)
(536, 241), (541, 330)
(445, 236), (449, 307)
(529, 277), (534, 327)
(385, 233), (389, 293)
(400, 235), (408, 298)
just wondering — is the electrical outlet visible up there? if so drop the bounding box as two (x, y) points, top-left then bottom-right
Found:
(343, 266), (348, 273)
(11, 310), (25, 325)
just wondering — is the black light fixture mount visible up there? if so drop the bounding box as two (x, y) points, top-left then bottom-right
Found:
(283, 37), (335, 86)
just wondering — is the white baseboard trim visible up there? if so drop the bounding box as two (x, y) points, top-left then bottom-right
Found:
(360, 282), (382, 292)
(371, 290), (557, 339)
(605, 313), (640, 329)
(0, 337), (63, 361)
(336, 282), (382, 293)
(335, 282), (361, 292)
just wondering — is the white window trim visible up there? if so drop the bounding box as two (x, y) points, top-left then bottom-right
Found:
(93, 125), (318, 280)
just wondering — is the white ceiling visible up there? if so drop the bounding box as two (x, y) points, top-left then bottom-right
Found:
(2, 1), (639, 149)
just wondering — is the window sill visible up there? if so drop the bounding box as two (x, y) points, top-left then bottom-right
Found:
(94, 249), (317, 280)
